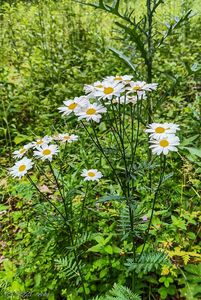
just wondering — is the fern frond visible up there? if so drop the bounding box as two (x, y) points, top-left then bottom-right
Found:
(125, 251), (170, 275)
(106, 283), (141, 300)
(55, 255), (82, 280)
(118, 203), (147, 240)
(75, 232), (92, 248)
(92, 284), (141, 300)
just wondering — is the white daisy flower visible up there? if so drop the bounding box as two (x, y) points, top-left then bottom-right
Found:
(58, 96), (89, 116)
(13, 143), (33, 159)
(93, 81), (125, 100)
(9, 157), (33, 178)
(127, 81), (158, 99)
(84, 81), (104, 98)
(76, 103), (107, 123)
(105, 75), (133, 84)
(58, 133), (78, 143)
(145, 123), (180, 140)
(13, 147), (28, 159)
(149, 135), (180, 155)
(81, 169), (103, 181)
(52, 134), (61, 141)
(33, 136), (52, 148)
(34, 144), (59, 161)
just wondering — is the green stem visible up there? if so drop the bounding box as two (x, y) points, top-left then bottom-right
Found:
(81, 120), (124, 190)
(138, 156), (166, 259)
(29, 166), (87, 299)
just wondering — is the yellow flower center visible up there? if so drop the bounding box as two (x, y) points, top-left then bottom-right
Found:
(133, 85), (141, 91)
(42, 149), (51, 155)
(64, 135), (70, 140)
(19, 148), (26, 154)
(36, 139), (43, 145)
(86, 108), (96, 115)
(114, 77), (122, 81)
(68, 103), (78, 110)
(88, 172), (95, 177)
(155, 127), (165, 134)
(19, 165), (26, 172)
(159, 140), (169, 147)
(104, 87), (114, 95)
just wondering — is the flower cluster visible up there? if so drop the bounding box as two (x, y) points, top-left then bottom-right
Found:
(9, 133), (78, 178)
(58, 96), (106, 123)
(10, 134), (103, 182)
(58, 75), (158, 123)
(145, 123), (180, 155)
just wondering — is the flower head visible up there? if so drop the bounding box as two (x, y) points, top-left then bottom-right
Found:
(58, 96), (89, 116)
(142, 215), (148, 221)
(13, 143), (33, 159)
(9, 157), (33, 178)
(149, 135), (180, 155)
(145, 123), (180, 140)
(105, 75), (133, 84)
(33, 136), (52, 148)
(93, 80), (124, 100)
(58, 133), (78, 143)
(34, 144), (59, 161)
(76, 103), (107, 123)
(127, 81), (158, 99)
(81, 169), (103, 181)
(84, 81), (104, 98)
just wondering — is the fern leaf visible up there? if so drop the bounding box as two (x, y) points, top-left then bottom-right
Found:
(125, 251), (170, 275)
(106, 284), (141, 300)
(55, 255), (82, 280)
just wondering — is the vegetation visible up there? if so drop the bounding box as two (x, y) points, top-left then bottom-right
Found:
(0, 0), (200, 299)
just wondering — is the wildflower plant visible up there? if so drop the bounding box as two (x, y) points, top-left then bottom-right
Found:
(10, 74), (181, 298)
(56, 75), (180, 294)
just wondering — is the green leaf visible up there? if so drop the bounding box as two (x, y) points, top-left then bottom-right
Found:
(114, 22), (148, 63)
(112, 0), (120, 12)
(179, 135), (199, 147)
(100, 269), (108, 279)
(14, 134), (32, 145)
(109, 47), (136, 71)
(97, 194), (126, 203)
(171, 216), (186, 230)
(34, 273), (41, 287)
(0, 204), (8, 211)
(184, 147), (201, 158)
(105, 245), (113, 255)
(158, 287), (168, 299)
(87, 244), (103, 253)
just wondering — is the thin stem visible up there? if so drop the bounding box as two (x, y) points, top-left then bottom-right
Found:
(26, 174), (66, 221)
(48, 161), (68, 218)
(78, 182), (89, 233)
(105, 104), (124, 158)
(27, 172), (87, 299)
(81, 120), (123, 190)
(35, 163), (55, 185)
(138, 156), (166, 259)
